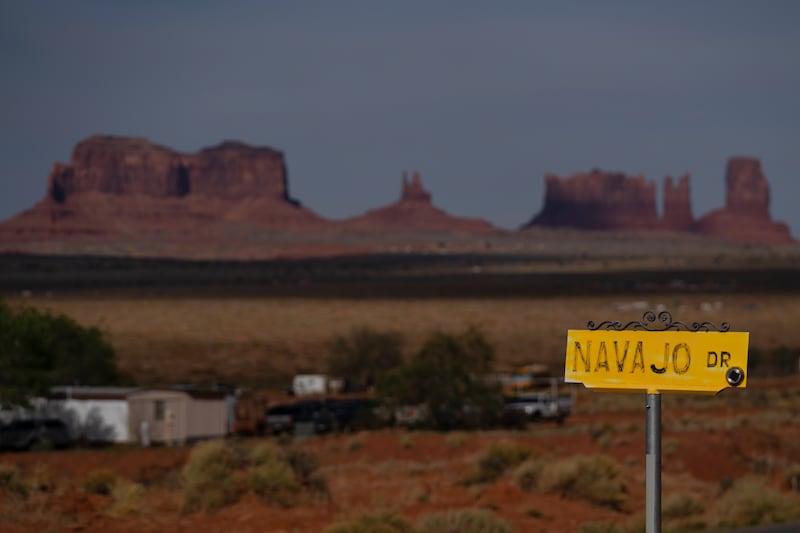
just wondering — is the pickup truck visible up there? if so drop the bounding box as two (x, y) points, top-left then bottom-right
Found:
(265, 397), (388, 435)
(265, 400), (336, 435)
(0, 418), (73, 450)
(503, 392), (572, 424)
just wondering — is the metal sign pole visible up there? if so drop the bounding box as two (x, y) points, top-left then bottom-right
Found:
(645, 392), (661, 533)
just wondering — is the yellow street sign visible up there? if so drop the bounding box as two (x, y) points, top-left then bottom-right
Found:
(564, 329), (749, 394)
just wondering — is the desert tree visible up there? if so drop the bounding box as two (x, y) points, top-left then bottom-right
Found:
(325, 326), (404, 392)
(378, 326), (503, 430)
(0, 299), (124, 406)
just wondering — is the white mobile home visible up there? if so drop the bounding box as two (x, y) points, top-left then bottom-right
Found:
(46, 386), (140, 443)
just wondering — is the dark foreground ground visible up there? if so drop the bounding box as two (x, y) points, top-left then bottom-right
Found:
(3, 251), (800, 298)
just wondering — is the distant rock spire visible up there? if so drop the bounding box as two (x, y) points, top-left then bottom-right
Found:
(725, 157), (769, 216)
(400, 170), (432, 203)
(695, 157), (792, 244)
(336, 169), (495, 233)
(662, 173), (693, 231)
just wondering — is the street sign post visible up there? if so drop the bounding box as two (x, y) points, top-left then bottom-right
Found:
(564, 310), (749, 533)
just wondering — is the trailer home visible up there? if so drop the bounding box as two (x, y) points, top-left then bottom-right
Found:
(127, 389), (228, 445)
(47, 386), (140, 443)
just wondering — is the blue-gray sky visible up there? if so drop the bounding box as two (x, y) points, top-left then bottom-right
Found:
(2, 1), (798, 234)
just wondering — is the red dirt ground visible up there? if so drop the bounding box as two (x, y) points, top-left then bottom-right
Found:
(2, 381), (799, 532)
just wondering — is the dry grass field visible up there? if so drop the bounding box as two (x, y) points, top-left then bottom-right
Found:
(5, 291), (800, 387)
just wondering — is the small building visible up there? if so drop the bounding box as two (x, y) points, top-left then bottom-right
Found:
(127, 388), (228, 446)
(291, 374), (330, 396)
(47, 386), (140, 443)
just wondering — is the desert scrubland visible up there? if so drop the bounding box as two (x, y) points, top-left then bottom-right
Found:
(4, 291), (798, 387)
(2, 241), (800, 532)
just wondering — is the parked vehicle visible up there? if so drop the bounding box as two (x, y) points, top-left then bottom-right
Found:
(393, 403), (429, 429)
(328, 397), (388, 431)
(265, 399), (336, 435)
(289, 374), (343, 396)
(0, 418), (73, 451)
(265, 397), (390, 436)
(499, 405), (530, 429)
(265, 403), (298, 435)
(503, 392), (572, 424)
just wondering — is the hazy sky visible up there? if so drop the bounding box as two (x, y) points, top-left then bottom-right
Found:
(2, 2), (798, 234)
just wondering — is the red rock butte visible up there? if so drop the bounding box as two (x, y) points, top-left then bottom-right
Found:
(0, 135), (325, 243)
(525, 169), (661, 231)
(525, 158), (793, 244)
(0, 135), (794, 258)
(695, 157), (793, 244)
(337, 171), (496, 233)
(0, 136), (496, 258)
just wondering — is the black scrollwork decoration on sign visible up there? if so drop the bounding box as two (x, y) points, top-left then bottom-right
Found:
(587, 310), (730, 332)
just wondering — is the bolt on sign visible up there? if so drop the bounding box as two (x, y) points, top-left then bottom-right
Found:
(564, 311), (749, 394)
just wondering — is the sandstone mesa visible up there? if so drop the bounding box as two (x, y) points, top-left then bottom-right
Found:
(0, 135), (793, 258)
(523, 157), (792, 245)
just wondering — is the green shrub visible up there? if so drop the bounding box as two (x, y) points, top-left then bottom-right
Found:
(250, 443), (327, 505)
(251, 441), (280, 466)
(83, 468), (117, 495)
(0, 462), (28, 498)
(663, 493), (704, 520)
(182, 439), (245, 514)
(579, 522), (622, 533)
(514, 457), (546, 492)
(716, 477), (800, 527)
(180, 439), (326, 513)
(663, 437), (681, 458)
(324, 510), (417, 533)
(29, 463), (55, 494)
(284, 446), (320, 483)
(107, 480), (145, 516)
(346, 437), (364, 452)
(417, 508), (511, 533)
(249, 460), (298, 507)
(463, 441), (531, 485)
(540, 455), (626, 510)
(304, 471), (331, 502)
(590, 422), (615, 442)
(525, 507), (547, 519)
(445, 432), (465, 450)
(784, 463), (800, 491)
